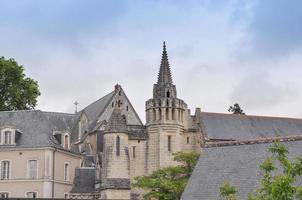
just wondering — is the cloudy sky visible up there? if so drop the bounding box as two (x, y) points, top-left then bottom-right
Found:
(1, 0), (302, 122)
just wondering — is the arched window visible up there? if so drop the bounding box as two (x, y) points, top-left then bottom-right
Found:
(116, 136), (120, 156)
(64, 134), (69, 149)
(4, 131), (11, 145)
(167, 91), (170, 98)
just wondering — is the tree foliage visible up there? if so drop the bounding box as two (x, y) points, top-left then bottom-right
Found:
(228, 103), (245, 115)
(220, 142), (302, 200)
(132, 151), (200, 200)
(0, 56), (40, 111)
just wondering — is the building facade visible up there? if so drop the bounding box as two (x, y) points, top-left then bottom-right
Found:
(2, 42), (302, 199)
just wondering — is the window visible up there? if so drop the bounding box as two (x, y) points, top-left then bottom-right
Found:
(168, 136), (171, 152)
(4, 131), (11, 145)
(26, 192), (37, 198)
(112, 102), (114, 107)
(64, 163), (69, 181)
(64, 134), (69, 149)
(1, 161), (10, 180)
(167, 91), (170, 98)
(132, 146), (136, 158)
(126, 106), (129, 111)
(0, 192), (9, 198)
(187, 137), (190, 144)
(28, 160), (37, 179)
(116, 136), (120, 156)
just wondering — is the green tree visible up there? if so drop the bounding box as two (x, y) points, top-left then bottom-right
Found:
(0, 56), (40, 111)
(132, 151), (200, 200)
(220, 142), (302, 200)
(228, 103), (245, 115)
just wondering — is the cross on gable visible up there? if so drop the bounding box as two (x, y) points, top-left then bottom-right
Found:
(117, 100), (122, 107)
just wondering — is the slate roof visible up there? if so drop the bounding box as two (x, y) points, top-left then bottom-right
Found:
(70, 168), (96, 193)
(200, 112), (302, 140)
(182, 139), (302, 200)
(81, 91), (115, 123)
(100, 178), (131, 190)
(0, 110), (78, 152)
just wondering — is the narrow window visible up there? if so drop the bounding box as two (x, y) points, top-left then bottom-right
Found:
(132, 146), (136, 158)
(126, 106), (129, 111)
(166, 108), (169, 120)
(187, 137), (190, 144)
(167, 91), (170, 98)
(153, 108), (156, 121)
(138, 140), (140, 143)
(159, 108), (162, 120)
(4, 131), (11, 145)
(116, 136), (120, 156)
(28, 160), (37, 179)
(64, 134), (69, 149)
(26, 192), (37, 198)
(168, 136), (171, 152)
(1, 161), (10, 179)
(172, 108), (175, 120)
(64, 163), (69, 181)
(0, 193), (9, 198)
(112, 102), (114, 107)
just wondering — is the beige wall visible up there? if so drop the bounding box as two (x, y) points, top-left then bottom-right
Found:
(103, 133), (129, 179)
(129, 140), (147, 179)
(102, 189), (130, 200)
(0, 148), (81, 198)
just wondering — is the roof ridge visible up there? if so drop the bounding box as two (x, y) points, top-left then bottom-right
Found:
(0, 109), (40, 113)
(205, 135), (302, 148)
(201, 111), (302, 121)
(41, 111), (76, 116)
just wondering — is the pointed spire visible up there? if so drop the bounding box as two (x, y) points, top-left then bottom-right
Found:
(157, 41), (173, 85)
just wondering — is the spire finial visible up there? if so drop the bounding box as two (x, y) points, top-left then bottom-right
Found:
(157, 41), (173, 85)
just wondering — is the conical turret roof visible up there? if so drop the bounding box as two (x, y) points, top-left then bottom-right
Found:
(157, 41), (173, 85)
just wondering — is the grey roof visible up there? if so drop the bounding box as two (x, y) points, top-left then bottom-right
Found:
(101, 178), (130, 190)
(182, 140), (302, 200)
(106, 108), (127, 132)
(0, 110), (78, 151)
(81, 91), (115, 122)
(200, 112), (302, 140)
(70, 168), (96, 193)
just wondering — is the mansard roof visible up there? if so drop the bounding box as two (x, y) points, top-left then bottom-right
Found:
(199, 112), (302, 140)
(182, 138), (302, 200)
(0, 110), (79, 152)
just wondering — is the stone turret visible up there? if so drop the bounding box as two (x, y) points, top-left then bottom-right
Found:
(146, 42), (188, 173)
(102, 107), (131, 199)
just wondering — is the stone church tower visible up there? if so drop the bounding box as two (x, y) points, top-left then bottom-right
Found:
(146, 42), (189, 173)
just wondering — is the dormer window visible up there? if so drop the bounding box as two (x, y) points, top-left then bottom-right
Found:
(0, 128), (15, 145)
(4, 131), (11, 145)
(64, 134), (70, 149)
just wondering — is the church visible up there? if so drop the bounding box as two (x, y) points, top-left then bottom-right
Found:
(1, 42), (302, 199)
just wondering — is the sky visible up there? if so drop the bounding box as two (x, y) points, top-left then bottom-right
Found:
(1, 0), (302, 122)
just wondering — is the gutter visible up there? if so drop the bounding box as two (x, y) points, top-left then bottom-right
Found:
(52, 149), (57, 198)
